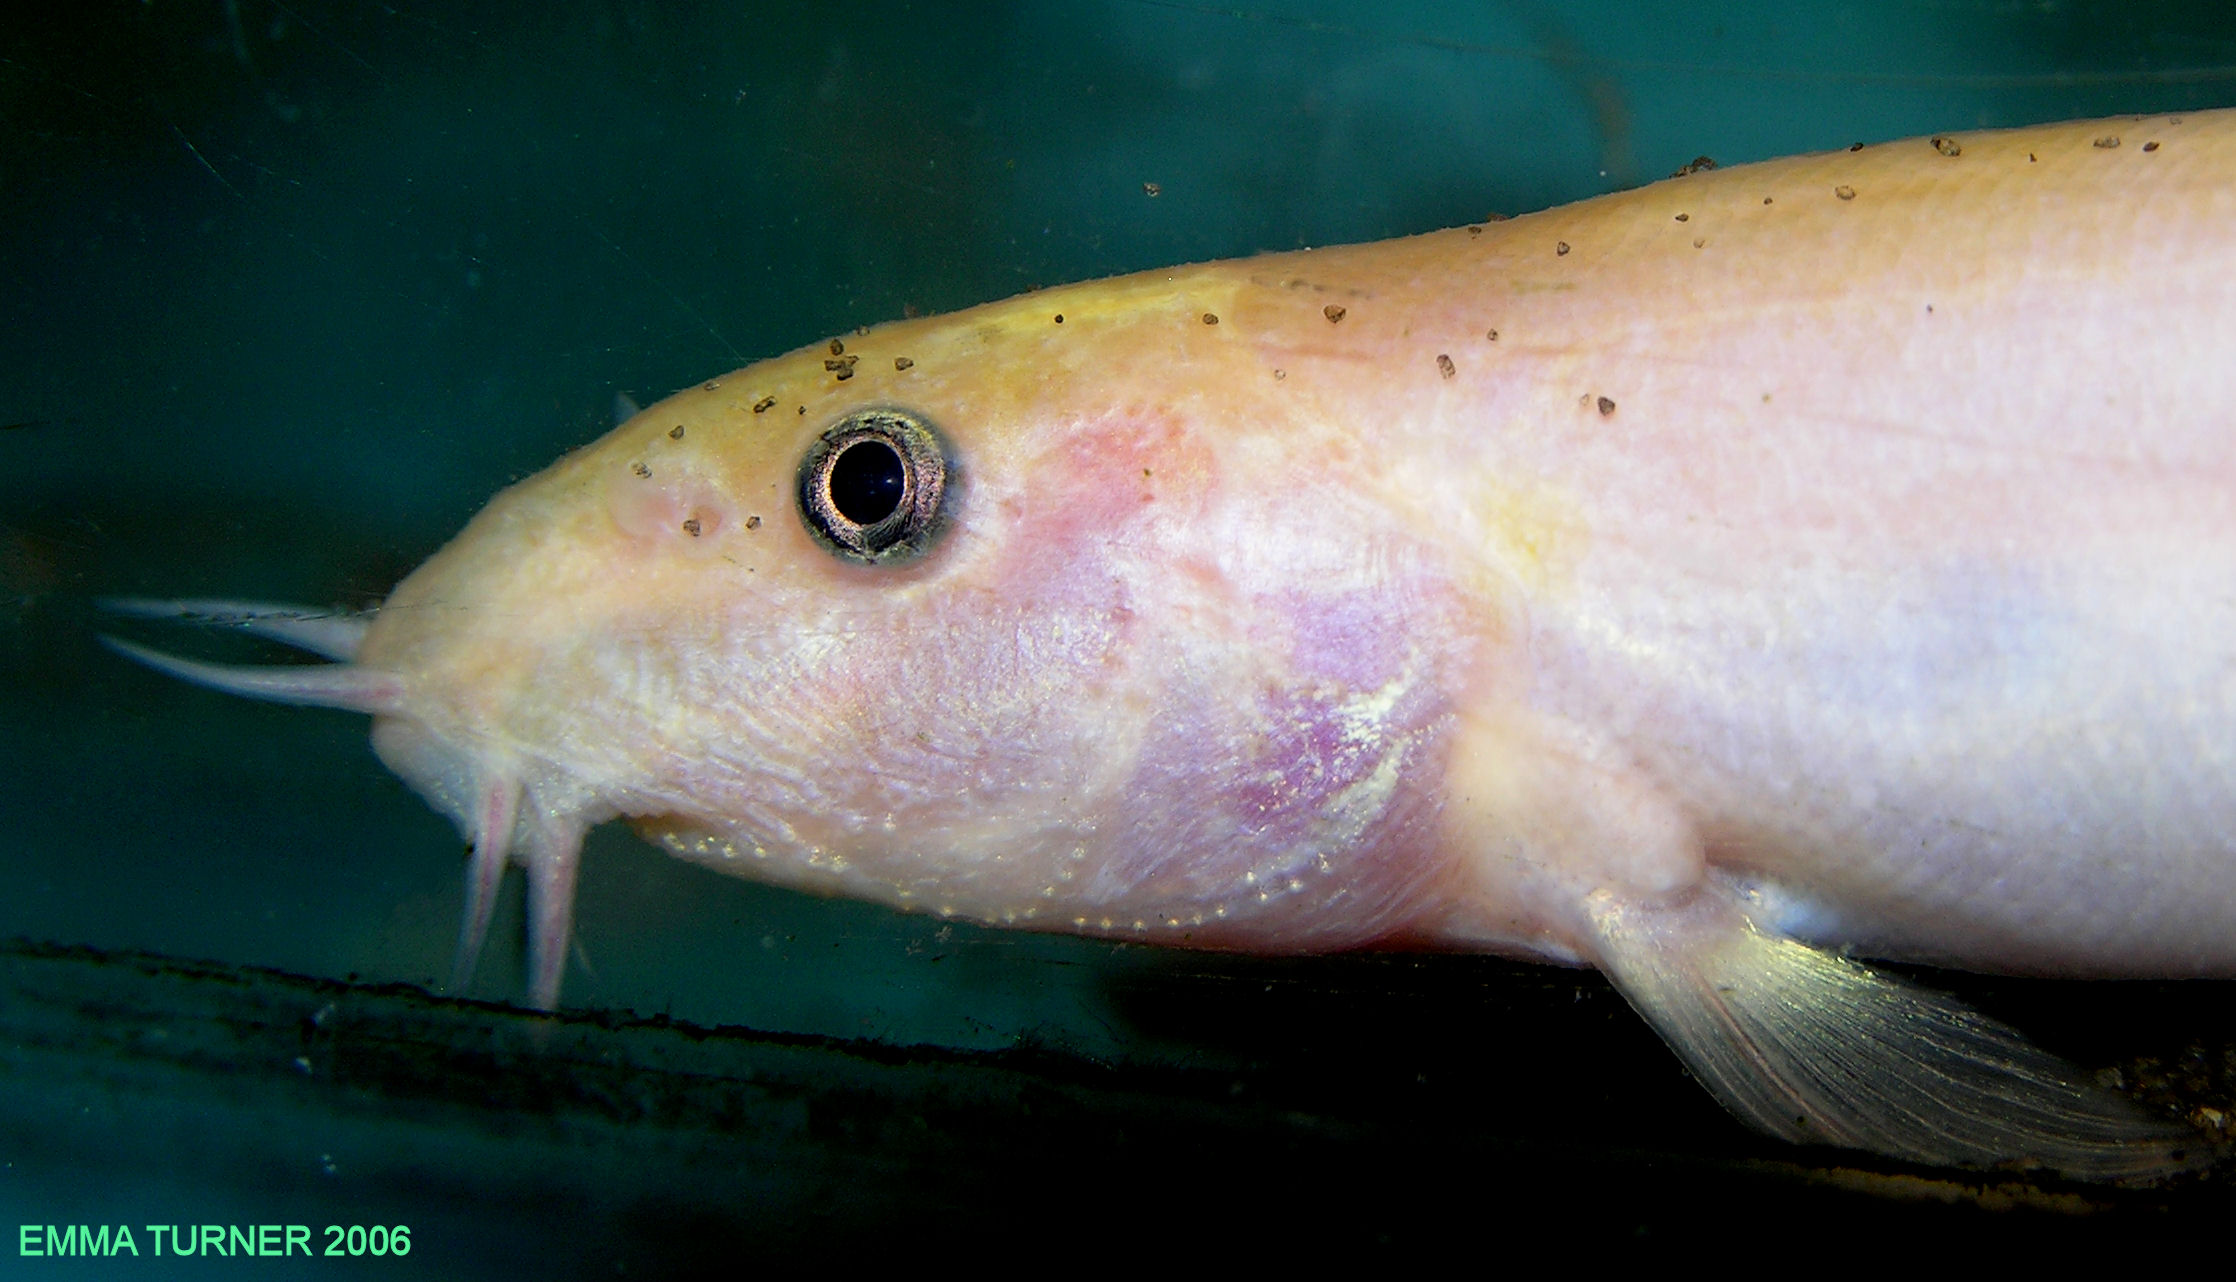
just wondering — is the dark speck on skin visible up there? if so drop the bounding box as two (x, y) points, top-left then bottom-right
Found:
(1835, 185), (1856, 200)
(2095, 136), (2121, 149)
(1436, 354), (1455, 379)
(753, 396), (776, 414)
(895, 357), (914, 371)
(1597, 396), (1617, 416)
(682, 518), (702, 538)
(745, 515), (762, 530)
(1324, 304), (1346, 323)
(632, 462), (651, 478)
(1202, 312), (1219, 325)
(669, 425), (685, 440)
(1932, 136), (1961, 157)
(2145, 140), (2161, 152)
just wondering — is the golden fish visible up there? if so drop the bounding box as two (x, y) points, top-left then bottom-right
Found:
(110, 111), (2236, 1179)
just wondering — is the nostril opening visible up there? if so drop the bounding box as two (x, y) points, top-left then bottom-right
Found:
(610, 465), (727, 547)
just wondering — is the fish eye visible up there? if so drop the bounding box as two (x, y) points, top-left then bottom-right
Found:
(797, 408), (952, 563)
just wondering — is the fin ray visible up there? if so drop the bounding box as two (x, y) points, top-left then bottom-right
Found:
(1587, 886), (2202, 1180)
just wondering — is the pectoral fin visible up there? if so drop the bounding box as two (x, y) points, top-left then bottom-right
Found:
(1585, 884), (2203, 1180)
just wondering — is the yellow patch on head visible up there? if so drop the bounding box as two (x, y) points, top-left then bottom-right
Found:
(1471, 480), (1588, 596)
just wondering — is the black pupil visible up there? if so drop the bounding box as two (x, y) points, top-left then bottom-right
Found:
(828, 439), (907, 525)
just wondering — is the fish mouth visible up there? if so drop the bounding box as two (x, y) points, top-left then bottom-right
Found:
(97, 597), (584, 1012)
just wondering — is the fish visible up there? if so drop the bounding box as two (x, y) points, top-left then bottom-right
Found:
(105, 110), (2236, 1180)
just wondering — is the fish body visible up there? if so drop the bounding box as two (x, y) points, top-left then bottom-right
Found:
(112, 112), (2236, 1177)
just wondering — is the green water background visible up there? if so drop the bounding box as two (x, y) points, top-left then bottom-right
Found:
(3, 0), (2234, 1268)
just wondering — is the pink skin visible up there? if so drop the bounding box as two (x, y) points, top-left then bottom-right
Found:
(109, 111), (2236, 1176)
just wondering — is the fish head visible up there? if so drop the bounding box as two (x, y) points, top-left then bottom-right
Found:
(361, 272), (1237, 852)
(113, 265), (1483, 1007)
